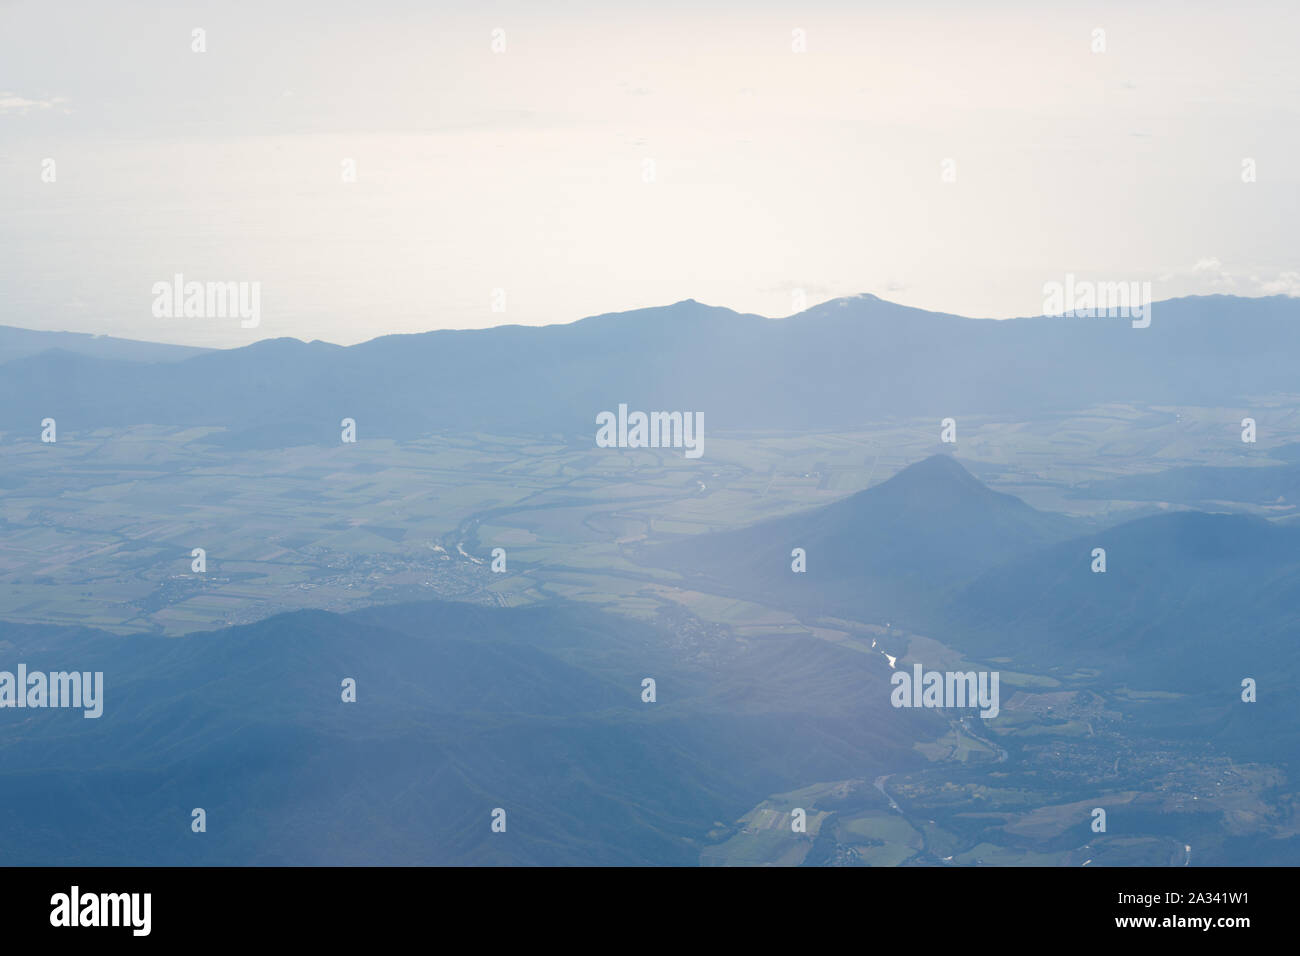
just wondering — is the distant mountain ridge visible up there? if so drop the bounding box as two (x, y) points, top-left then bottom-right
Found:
(0, 325), (208, 364)
(1, 294), (1297, 443)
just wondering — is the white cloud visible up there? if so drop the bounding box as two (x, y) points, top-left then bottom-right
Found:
(0, 92), (68, 115)
(1165, 258), (1299, 298)
(1258, 272), (1300, 296)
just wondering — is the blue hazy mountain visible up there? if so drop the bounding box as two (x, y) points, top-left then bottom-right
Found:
(1, 294), (1297, 443)
(0, 600), (938, 865)
(948, 510), (1300, 689)
(0, 326), (208, 364)
(646, 454), (1083, 623)
(645, 454), (1299, 758)
(943, 509), (1300, 761)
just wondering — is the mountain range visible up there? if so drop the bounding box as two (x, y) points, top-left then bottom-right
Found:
(2, 294), (1297, 443)
(0, 600), (938, 865)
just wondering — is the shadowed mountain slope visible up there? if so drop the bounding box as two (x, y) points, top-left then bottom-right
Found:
(645, 454), (1082, 624)
(0, 599), (938, 865)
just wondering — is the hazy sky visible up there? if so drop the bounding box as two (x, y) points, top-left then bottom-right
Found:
(2, 0), (1297, 346)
